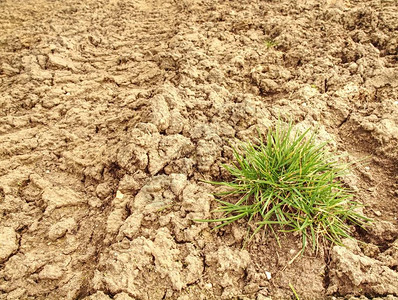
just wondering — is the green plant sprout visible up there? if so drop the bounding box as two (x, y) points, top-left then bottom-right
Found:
(289, 283), (300, 300)
(197, 122), (370, 253)
(265, 39), (278, 49)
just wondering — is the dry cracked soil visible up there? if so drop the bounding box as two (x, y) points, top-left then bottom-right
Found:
(0, 0), (398, 299)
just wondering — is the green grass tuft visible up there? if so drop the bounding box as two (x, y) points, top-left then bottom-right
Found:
(197, 122), (370, 252)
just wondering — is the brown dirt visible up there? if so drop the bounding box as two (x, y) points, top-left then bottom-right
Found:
(1, 0), (398, 299)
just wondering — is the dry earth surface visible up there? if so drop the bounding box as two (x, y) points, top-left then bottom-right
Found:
(1, 0), (398, 299)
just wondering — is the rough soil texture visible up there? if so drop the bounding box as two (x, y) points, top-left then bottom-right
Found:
(1, 0), (398, 299)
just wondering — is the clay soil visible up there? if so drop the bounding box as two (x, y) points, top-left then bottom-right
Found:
(1, 0), (398, 299)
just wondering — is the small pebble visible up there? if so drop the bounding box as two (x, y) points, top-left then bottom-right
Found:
(364, 166), (370, 171)
(205, 283), (212, 289)
(373, 210), (382, 216)
(265, 271), (271, 280)
(116, 190), (124, 199)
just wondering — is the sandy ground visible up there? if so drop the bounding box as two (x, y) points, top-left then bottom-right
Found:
(0, 0), (398, 299)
